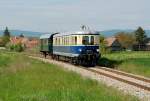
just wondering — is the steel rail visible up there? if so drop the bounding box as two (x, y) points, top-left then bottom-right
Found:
(95, 67), (150, 83)
(87, 68), (150, 91)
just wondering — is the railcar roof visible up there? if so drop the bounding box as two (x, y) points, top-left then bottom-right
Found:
(53, 30), (100, 37)
(40, 33), (53, 39)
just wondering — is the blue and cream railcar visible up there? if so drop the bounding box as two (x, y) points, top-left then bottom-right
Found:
(52, 31), (100, 66)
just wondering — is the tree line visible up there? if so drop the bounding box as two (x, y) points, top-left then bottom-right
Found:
(0, 27), (11, 47)
(100, 27), (147, 53)
(0, 27), (25, 52)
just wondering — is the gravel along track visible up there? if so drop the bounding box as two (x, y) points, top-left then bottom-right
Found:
(88, 67), (150, 91)
(97, 67), (150, 83)
(29, 56), (150, 101)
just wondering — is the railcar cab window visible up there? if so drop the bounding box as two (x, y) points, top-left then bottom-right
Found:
(82, 36), (89, 45)
(91, 36), (94, 45)
(82, 36), (95, 45)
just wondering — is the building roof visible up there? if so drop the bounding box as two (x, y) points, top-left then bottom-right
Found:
(10, 37), (22, 44)
(10, 37), (28, 44)
(26, 39), (39, 48)
(105, 37), (117, 47)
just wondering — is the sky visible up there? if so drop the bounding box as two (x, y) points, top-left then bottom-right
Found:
(0, 0), (150, 32)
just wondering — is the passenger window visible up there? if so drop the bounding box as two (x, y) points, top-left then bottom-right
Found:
(91, 36), (94, 45)
(67, 37), (69, 45)
(58, 38), (60, 45)
(63, 37), (64, 45)
(56, 38), (57, 45)
(66, 37), (68, 45)
(59, 38), (60, 45)
(65, 37), (66, 45)
(71, 36), (74, 45)
(82, 36), (89, 45)
(75, 36), (77, 45)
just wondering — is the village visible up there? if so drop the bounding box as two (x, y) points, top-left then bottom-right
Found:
(0, 27), (39, 51)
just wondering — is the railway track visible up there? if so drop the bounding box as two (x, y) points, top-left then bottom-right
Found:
(96, 66), (150, 83)
(87, 67), (150, 91)
(28, 55), (150, 92)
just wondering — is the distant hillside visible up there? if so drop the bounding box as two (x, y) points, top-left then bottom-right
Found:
(100, 29), (150, 37)
(0, 29), (150, 38)
(0, 30), (43, 37)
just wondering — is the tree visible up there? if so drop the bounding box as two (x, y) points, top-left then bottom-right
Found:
(19, 33), (24, 37)
(115, 32), (136, 49)
(2, 27), (11, 46)
(4, 27), (10, 37)
(135, 27), (147, 50)
(99, 35), (108, 54)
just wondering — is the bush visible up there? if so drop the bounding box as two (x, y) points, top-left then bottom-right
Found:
(14, 43), (24, 52)
(99, 35), (111, 54)
(98, 57), (122, 68)
(6, 43), (25, 52)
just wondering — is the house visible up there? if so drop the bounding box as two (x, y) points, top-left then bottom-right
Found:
(105, 37), (122, 51)
(10, 37), (39, 48)
(133, 38), (150, 51)
(145, 38), (150, 50)
(26, 39), (39, 48)
(10, 37), (28, 46)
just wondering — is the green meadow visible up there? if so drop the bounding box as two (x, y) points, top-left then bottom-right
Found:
(101, 51), (150, 77)
(0, 52), (138, 101)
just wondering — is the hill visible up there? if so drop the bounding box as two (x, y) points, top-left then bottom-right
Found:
(100, 29), (150, 37)
(0, 30), (43, 37)
(0, 29), (150, 38)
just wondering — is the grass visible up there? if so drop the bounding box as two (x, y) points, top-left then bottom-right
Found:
(0, 51), (138, 101)
(102, 51), (150, 77)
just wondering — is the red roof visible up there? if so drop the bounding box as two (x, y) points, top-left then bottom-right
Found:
(10, 37), (21, 44)
(10, 37), (39, 48)
(26, 40), (39, 48)
(105, 37), (117, 47)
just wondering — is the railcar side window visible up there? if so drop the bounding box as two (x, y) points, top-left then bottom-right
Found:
(63, 37), (64, 45)
(58, 38), (60, 45)
(75, 36), (77, 45)
(68, 37), (69, 45)
(91, 36), (94, 45)
(65, 37), (66, 45)
(71, 36), (74, 45)
(82, 36), (89, 45)
(94, 36), (99, 45)
(56, 38), (57, 45)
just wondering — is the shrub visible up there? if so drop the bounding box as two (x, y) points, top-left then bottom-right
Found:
(98, 57), (122, 68)
(6, 43), (25, 52)
(99, 35), (111, 54)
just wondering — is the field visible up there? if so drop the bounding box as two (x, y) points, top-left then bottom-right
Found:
(0, 51), (138, 101)
(25, 46), (150, 77)
(100, 51), (150, 78)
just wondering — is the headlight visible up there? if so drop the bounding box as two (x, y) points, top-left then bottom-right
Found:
(78, 49), (82, 52)
(96, 49), (99, 52)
